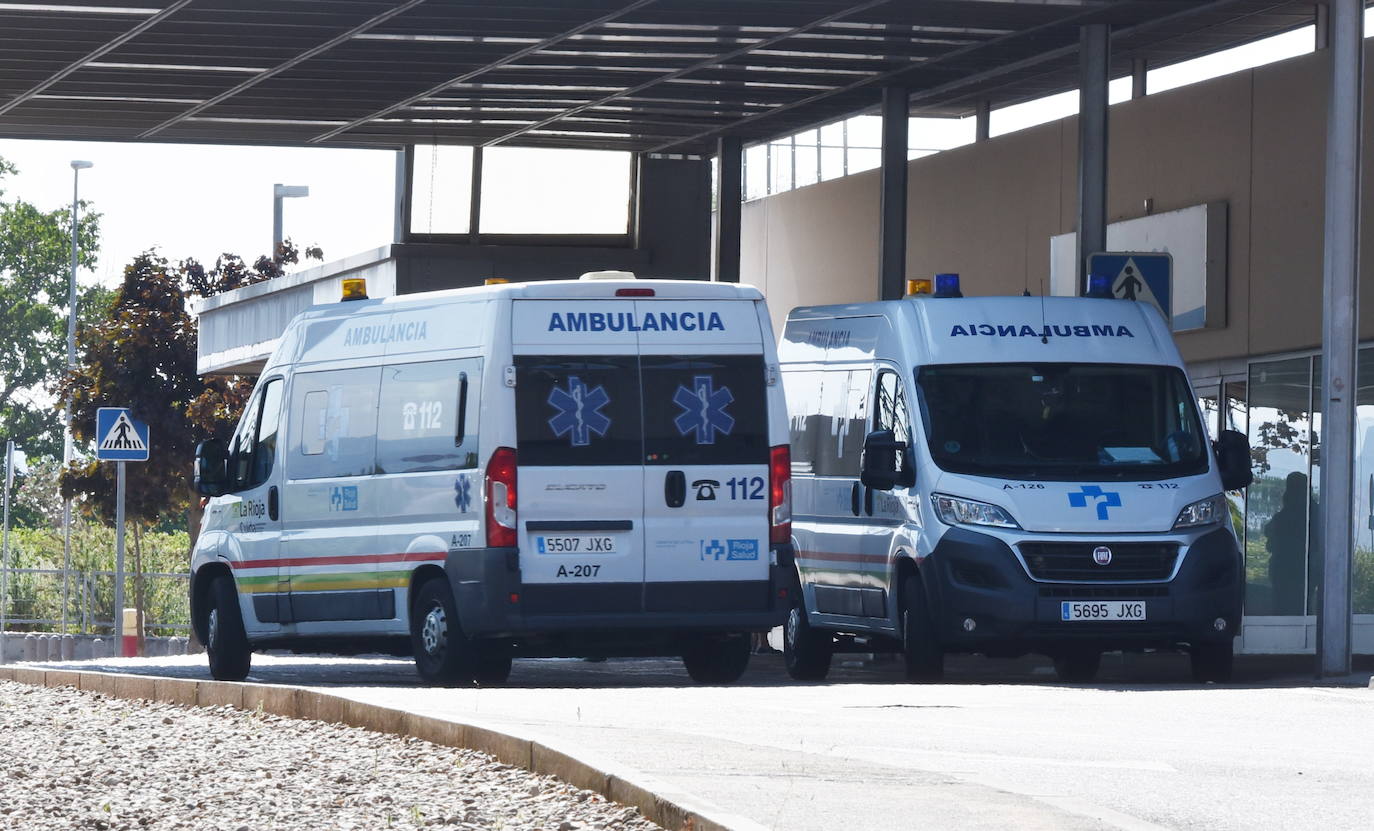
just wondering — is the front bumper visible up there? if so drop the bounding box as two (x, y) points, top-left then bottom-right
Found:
(444, 544), (794, 640)
(924, 526), (1241, 653)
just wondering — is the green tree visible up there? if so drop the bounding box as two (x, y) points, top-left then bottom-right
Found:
(58, 241), (322, 530)
(0, 156), (103, 460)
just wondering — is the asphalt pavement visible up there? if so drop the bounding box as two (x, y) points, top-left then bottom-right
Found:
(27, 649), (1374, 831)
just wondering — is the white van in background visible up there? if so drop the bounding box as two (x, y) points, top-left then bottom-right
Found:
(191, 273), (794, 686)
(778, 275), (1252, 683)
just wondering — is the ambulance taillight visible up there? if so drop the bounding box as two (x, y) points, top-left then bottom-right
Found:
(485, 447), (518, 548)
(769, 445), (792, 545)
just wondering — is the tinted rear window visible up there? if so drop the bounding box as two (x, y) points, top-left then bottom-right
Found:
(515, 356), (642, 467)
(641, 355), (767, 465)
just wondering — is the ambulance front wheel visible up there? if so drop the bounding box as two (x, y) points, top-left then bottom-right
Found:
(204, 574), (251, 682)
(1190, 639), (1234, 683)
(681, 633), (751, 684)
(411, 578), (476, 687)
(783, 595), (833, 681)
(901, 574), (944, 682)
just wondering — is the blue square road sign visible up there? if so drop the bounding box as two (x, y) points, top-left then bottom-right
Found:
(96, 408), (150, 462)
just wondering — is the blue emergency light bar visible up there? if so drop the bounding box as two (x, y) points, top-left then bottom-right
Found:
(1085, 272), (1114, 298)
(933, 273), (963, 298)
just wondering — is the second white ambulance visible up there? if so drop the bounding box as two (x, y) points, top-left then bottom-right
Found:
(778, 275), (1251, 683)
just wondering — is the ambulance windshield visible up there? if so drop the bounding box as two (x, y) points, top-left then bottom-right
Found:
(915, 363), (1208, 480)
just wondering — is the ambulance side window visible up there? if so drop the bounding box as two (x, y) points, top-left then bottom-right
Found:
(288, 367), (380, 479)
(376, 358), (481, 473)
(228, 386), (264, 491)
(248, 379), (284, 487)
(874, 369), (910, 472)
(813, 368), (870, 477)
(782, 370), (823, 475)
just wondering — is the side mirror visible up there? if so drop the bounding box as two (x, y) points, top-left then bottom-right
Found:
(861, 429), (909, 491)
(194, 438), (229, 497)
(1214, 429), (1253, 492)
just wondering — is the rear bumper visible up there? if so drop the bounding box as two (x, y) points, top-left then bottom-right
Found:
(444, 544), (794, 639)
(924, 526), (1242, 654)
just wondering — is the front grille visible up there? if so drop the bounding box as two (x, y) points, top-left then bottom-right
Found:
(1019, 542), (1179, 581)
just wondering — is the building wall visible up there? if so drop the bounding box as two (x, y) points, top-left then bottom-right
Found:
(741, 43), (1374, 366)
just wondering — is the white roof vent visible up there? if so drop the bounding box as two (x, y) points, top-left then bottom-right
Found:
(579, 270), (636, 281)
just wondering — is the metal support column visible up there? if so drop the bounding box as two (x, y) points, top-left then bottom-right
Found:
(714, 136), (743, 283)
(1317, 0), (1362, 679)
(1131, 58), (1148, 100)
(1076, 24), (1110, 294)
(1315, 3), (1330, 51)
(469, 147), (484, 245)
(392, 149), (406, 244)
(975, 100), (991, 142)
(879, 86), (910, 301)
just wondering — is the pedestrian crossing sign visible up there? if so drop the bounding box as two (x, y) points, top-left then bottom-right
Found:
(1087, 252), (1173, 323)
(96, 408), (150, 461)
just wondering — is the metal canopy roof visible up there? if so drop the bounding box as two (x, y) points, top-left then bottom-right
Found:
(0, 0), (1316, 154)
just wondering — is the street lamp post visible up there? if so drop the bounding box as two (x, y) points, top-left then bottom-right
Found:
(64, 159), (91, 634)
(272, 183), (309, 256)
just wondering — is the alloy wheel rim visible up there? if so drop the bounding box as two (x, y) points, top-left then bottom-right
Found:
(207, 608), (219, 650)
(421, 604), (447, 656)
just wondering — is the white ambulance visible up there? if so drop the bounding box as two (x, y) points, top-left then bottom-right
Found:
(778, 275), (1251, 683)
(190, 273), (794, 686)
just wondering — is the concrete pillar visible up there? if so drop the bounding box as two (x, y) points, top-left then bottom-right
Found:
(713, 136), (743, 283)
(1131, 58), (1148, 100)
(60, 634), (74, 661)
(21, 633), (36, 662)
(879, 86), (910, 301)
(1075, 24), (1111, 294)
(36, 635), (51, 662)
(975, 100), (991, 142)
(74, 636), (92, 661)
(91, 637), (105, 658)
(1317, 0), (1363, 679)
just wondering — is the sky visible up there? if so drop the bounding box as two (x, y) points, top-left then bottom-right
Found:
(0, 15), (1355, 293)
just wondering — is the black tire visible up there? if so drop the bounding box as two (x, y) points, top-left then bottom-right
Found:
(901, 574), (943, 682)
(783, 597), (832, 681)
(472, 642), (514, 686)
(682, 634), (752, 684)
(411, 578), (476, 686)
(204, 574), (251, 682)
(1053, 648), (1102, 683)
(1191, 640), (1234, 683)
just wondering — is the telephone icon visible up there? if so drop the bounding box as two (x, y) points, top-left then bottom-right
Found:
(692, 479), (720, 501)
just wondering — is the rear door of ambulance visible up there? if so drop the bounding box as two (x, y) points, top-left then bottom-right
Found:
(510, 300), (646, 616)
(638, 298), (772, 614)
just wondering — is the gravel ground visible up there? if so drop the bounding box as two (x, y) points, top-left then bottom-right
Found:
(0, 681), (665, 831)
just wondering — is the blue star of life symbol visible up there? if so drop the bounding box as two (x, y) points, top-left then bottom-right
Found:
(454, 475), (472, 512)
(547, 375), (612, 447)
(673, 375), (735, 445)
(1068, 485), (1122, 520)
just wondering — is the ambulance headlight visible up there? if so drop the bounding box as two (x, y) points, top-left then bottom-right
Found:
(932, 494), (1020, 530)
(1173, 494), (1227, 529)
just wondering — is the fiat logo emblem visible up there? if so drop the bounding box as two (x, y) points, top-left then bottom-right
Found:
(1093, 546), (1113, 566)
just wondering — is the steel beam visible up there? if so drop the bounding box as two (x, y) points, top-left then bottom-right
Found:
(1075, 24), (1109, 294)
(1317, 0), (1362, 679)
(879, 86), (909, 301)
(714, 136), (743, 283)
(975, 99), (991, 141)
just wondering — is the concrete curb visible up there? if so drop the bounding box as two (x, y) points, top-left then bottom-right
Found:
(0, 665), (765, 831)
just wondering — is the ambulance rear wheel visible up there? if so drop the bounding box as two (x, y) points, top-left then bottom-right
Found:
(411, 579), (475, 686)
(472, 642), (513, 686)
(901, 574), (944, 682)
(682, 634), (751, 684)
(1053, 648), (1101, 683)
(204, 575), (251, 682)
(783, 597), (832, 681)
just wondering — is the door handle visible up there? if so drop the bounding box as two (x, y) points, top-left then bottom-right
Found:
(665, 470), (686, 508)
(268, 485), (279, 521)
(864, 485), (874, 516)
(851, 481), (861, 516)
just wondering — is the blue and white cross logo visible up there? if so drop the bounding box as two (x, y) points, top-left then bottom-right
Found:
(454, 475), (472, 512)
(673, 375), (735, 445)
(547, 375), (612, 447)
(1068, 485), (1122, 520)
